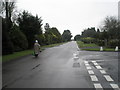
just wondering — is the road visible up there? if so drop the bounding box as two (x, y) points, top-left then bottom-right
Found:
(2, 41), (120, 89)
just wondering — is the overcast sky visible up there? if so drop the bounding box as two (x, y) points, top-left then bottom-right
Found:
(16, 0), (119, 37)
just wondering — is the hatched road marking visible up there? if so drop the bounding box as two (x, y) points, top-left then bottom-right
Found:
(95, 65), (102, 69)
(110, 84), (120, 90)
(90, 75), (98, 81)
(94, 83), (103, 88)
(88, 70), (94, 74)
(104, 75), (114, 82)
(93, 62), (99, 66)
(85, 63), (90, 66)
(86, 66), (92, 70)
(84, 60), (120, 89)
(84, 61), (88, 64)
(99, 70), (107, 74)
(92, 61), (96, 63)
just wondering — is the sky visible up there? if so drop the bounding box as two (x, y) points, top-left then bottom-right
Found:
(16, 0), (119, 37)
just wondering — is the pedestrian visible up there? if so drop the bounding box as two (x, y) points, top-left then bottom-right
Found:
(34, 40), (41, 57)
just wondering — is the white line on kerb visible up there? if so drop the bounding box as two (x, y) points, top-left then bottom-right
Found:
(100, 70), (107, 74)
(110, 84), (120, 89)
(94, 83), (103, 88)
(96, 65), (102, 69)
(104, 75), (114, 82)
(88, 70), (94, 74)
(90, 75), (98, 81)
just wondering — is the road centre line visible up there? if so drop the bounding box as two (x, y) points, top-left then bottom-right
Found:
(90, 75), (98, 81)
(104, 75), (114, 82)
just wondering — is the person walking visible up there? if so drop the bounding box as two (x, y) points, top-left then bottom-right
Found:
(34, 40), (40, 57)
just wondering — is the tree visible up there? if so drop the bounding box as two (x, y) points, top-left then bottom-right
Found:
(62, 30), (72, 42)
(49, 27), (62, 43)
(9, 25), (28, 51)
(2, 17), (14, 55)
(1, 0), (16, 31)
(2, 0), (16, 54)
(81, 27), (97, 38)
(74, 34), (81, 41)
(100, 16), (120, 47)
(44, 23), (62, 44)
(102, 16), (119, 40)
(44, 23), (51, 44)
(44, 23), (50, 32)
(18, 11), (43, 48)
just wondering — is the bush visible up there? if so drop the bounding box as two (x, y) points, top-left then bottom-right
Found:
(97, 40), (104, 46)
(108, 39), (119, 48)
(35, 34), (45, 45)
(81, 37), (95, 44)
(10, 25), (28, 51)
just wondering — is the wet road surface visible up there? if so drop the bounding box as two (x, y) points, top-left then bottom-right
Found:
(2, 41), (120, 89)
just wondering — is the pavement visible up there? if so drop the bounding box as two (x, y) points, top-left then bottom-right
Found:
(2, 41), (120, 89)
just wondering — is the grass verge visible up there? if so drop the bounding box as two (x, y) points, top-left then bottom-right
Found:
(77, 41), (98, 48)
(82, 48), (115, 51)
(77, 41), (119, 51)
(2, 42), (66, 63)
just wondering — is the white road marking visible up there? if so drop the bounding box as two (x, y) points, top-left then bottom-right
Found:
(85, 63), (90, 66)
(92, 61), (96, 63)
(88, 70), (94, 74)
(96, 65), (102, 69)
(94, 83), (103, 88)
(110, 84), (120, 89)
(90, 75), (98, 81)
(73, 57), (79, 59)
(84, 61), (88, 64)
(73, 53), (77, 57)
(104, 75), (114, 82)
(86, 66), (92, 70)
(93, 62), (99, 66)
(100, 70), (107, 74)
(85, 60), (117, 89)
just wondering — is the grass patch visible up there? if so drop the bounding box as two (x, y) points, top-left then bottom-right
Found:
(2, 42), (66, 63)
(82, 48), (100, 51)
(2, 50), (33, 63)
(77, 41), (98, 48)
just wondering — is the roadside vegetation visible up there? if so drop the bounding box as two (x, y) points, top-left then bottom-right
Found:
(2, 42), (66, 63)
(77, 41), (118, 51)
(1, 1), (72, 59)
(75, 16), (120, 51)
